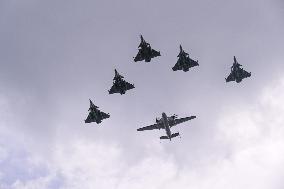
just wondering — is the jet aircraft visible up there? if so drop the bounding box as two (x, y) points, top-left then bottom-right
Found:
(172, 45), (199, 72)
(108, 69), (135, 95)
(137, 112), (196, 140)
(134, 35), (161, 62)
(226, 56), (251, 83)
(85, 99), (110, 124)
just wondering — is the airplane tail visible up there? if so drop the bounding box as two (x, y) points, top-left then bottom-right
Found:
(160, 132), (180, 140)
(234, 56), (237, 63)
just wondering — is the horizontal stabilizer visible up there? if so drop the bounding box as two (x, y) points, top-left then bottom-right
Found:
(160, 136), (169, 139)
(171, 132), (180, 138)
(160, 132), (180, 140)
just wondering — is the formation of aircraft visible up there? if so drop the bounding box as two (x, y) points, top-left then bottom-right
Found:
(85, 99), (110, 124)
(108, 69), (135, 95)
(226, 56), (251, 83)
(172, 45), (199, 72)
(134, 35), (161, 62)
(84, 35), (252, 140)
(137, 112), (196, 140)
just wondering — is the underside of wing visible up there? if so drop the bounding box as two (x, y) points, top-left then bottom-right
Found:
(85, 113), (101, 124)
(85, 114), (94, 123)
(151, 49), (161, 58)
(100, 111), (110, 119)
(108, 84), (118, 94)
(125, 81), (135, 90)
(226, 72), (235, 82)
(188, 58), (199, 67)
(170, 116), (196, 127)
(134, 50), (144, 62)
(137, 123), (162, 131)
(240, 69), (251, 78)
(172, 60), (182, 71)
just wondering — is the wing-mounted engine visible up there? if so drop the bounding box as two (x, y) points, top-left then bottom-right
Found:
(172, 114), (178, 119)
(168, 114), (177, 123)
(155, 117), (163, 130)
(156, 117), (162, 124)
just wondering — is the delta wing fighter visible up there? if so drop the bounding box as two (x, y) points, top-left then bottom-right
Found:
(108, 69), (135, 95)
(134, 35), (161, 62)
(172, 45), (199, 72)
(85, 99), (110, 124)
(226, 56), (251, 83)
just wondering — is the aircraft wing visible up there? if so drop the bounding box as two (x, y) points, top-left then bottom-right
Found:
(85, 112), (100, 123)
(151, 49), (160, 58)
(85, 111), (110, 124)
(125, 81), (135, 90)
(137, 123), (163, 131)
(134, 50), (144, 62)
(172, 60), (182, 71)
(188, 58), (199, 67)
(170, 116), (196, 127)
(100, 111), (110, 119)
(225, 72), (235, 82)
(85, 113), (94, 123)
(240, 69), (251, 78)
(108, 84), (119, 94)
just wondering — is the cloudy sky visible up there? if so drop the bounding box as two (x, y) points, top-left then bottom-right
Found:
(0, 0), (284, 188)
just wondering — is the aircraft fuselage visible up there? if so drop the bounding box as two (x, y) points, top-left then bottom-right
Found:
(162, 112), (171, 139)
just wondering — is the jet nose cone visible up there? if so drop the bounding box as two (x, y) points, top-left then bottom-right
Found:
(234, 56), (237, 62)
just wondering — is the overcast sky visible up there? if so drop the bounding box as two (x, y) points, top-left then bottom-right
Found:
(0, 0), (284, 188)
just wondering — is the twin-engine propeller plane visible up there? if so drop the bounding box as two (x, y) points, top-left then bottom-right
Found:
(137, 112), (196, 140)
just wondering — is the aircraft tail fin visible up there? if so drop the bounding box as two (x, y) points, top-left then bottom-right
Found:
(160, 132), (180, 140)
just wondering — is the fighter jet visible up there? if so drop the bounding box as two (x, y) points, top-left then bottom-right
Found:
(108, 69), (135, 95)
(226, 56), (251, 83)
(137, 112), (196, 140)
(172, 45), (199, 72)
(85, 99), (110, 124)
(134, 35), (161, 62)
